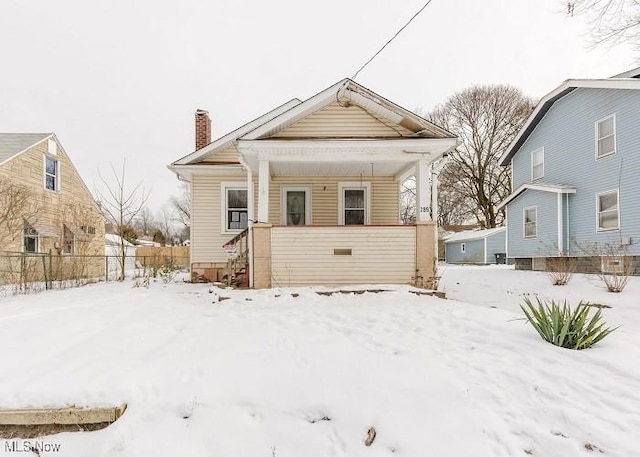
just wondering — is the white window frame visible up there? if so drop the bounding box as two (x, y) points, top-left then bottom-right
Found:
(220, 182), (249, 234)
(338, 182), (371, 225)
(461, 243), (466, 253)
(280, 185), (312, 226)
(596, 189), (620, 232)
(595, 114), (616, 159)
(43, 155), (60, 192)
(523, 206), (537, 239)
(23, 223), (39, 253)
(531, 147), (544, 181)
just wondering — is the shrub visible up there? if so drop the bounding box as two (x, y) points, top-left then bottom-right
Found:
(520, 296), (618, 350)
(546, 256), (576, 286)
(577, 242), (634, 292)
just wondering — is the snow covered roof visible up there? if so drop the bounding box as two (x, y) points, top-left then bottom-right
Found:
(0, 133), (51, 165)
(497, 183), (576, 210)
(444, 227), (506, 243)
(105, 233), (136, 247)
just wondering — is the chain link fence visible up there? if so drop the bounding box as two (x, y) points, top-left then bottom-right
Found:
(0, 251), (190, 295)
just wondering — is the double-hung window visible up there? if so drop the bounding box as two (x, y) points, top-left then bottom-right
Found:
(23, 222), (38, 253)
(338, 182), (371, 225)
(596, 115), (616, 159)
(531, 147), (544, 181)
(222, 183), (248, 232)
(597, 190), (619, 231)
(45, 156), (59, 191)
(523, 206), (537, 238)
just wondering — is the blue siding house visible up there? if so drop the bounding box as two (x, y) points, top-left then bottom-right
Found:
(445, 227), (506, 264)
(498, 68), (640, 272)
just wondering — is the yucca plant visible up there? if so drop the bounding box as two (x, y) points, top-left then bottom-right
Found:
(520, 297), (618, 350)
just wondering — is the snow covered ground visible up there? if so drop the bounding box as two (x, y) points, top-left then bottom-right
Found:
(0, 265), (638, 456)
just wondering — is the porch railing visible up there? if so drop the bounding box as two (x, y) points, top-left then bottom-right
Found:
(222, 228), (249, 287)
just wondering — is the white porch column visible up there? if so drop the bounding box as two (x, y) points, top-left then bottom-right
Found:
(247, 169), (255, 226)
(247, 169), (255, 288)
(415, 159), (432, 222)
(258, 159), (270, 223)
(431, 169), (439, 225)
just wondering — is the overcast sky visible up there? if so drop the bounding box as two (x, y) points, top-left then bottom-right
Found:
(0, 0), (637, 213)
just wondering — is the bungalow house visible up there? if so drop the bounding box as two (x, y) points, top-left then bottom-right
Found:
(444, 227), (506, 265)
(169, 79), (459, 288)
(0, 133), (105, 281)
(498, 68), (640, 273)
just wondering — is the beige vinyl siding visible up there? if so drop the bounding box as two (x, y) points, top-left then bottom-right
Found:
(191, 174), (226, 263)
(0, 140), (104, 256)
(201, 145), (241, 163)
(271, 226), (416, 286)
(273, 102), (413, 138)
(267, 176), (399, 225)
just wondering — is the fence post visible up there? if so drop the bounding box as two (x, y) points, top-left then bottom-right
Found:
(20, 253), (25, 290)
(41, 255), (48, 290)
(48, 250), (53, 289)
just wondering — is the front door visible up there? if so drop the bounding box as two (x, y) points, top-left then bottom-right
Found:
(282, 186), (311, 226)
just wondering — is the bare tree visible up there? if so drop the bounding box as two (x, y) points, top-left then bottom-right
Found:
(96, 161), (149, 280)
(169, 182), (190, 237)
(134, 207), (157, 238)
(567, 0), (640, 49)
(400, 177), (416, 224)
(156, 205), (177, 245)
(0, 177), (38, 249)
(436, 161), (475, 228)
(429, 85), (535, 228)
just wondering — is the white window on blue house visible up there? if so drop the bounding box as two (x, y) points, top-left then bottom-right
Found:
(461, 243), (466, 253)
(596, 114), (616, 159)
(523, 206), (537, 238)
(597, 189), (619, 231)
(531, 147), (544, 181)
(44, 156), (59, 191)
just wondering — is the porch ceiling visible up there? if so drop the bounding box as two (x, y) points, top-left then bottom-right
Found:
(269, 161), (407, 177)
(237, 138), (459, 174)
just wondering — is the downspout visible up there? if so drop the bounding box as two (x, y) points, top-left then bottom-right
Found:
(557, 193), (563, 254)
(238, 153), (255, 289)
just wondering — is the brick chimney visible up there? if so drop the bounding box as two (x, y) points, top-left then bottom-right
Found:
(195, 109), (211, 150)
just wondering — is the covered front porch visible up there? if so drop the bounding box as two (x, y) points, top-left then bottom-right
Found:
(231, 138), (455, 288)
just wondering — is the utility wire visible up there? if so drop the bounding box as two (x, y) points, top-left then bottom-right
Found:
(351, 0), (436, 80)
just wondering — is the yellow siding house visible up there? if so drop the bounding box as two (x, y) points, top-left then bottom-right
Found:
(0, 133), (105, 280)
(169, 79), (459, 288)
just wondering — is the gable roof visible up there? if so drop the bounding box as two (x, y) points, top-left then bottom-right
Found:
(497, 182), (576, 210)
(611, 67), (640, 78)
(444, 227), (506, 243)
(170, 79), (456, 169)
(171, 99), (301, 166)
(499, 71), (640, 166)
(240, 78), (455, 141)
(0, 133), (52, 165)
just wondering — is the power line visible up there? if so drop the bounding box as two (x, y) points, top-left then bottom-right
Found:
(351, 0), (436, 80)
